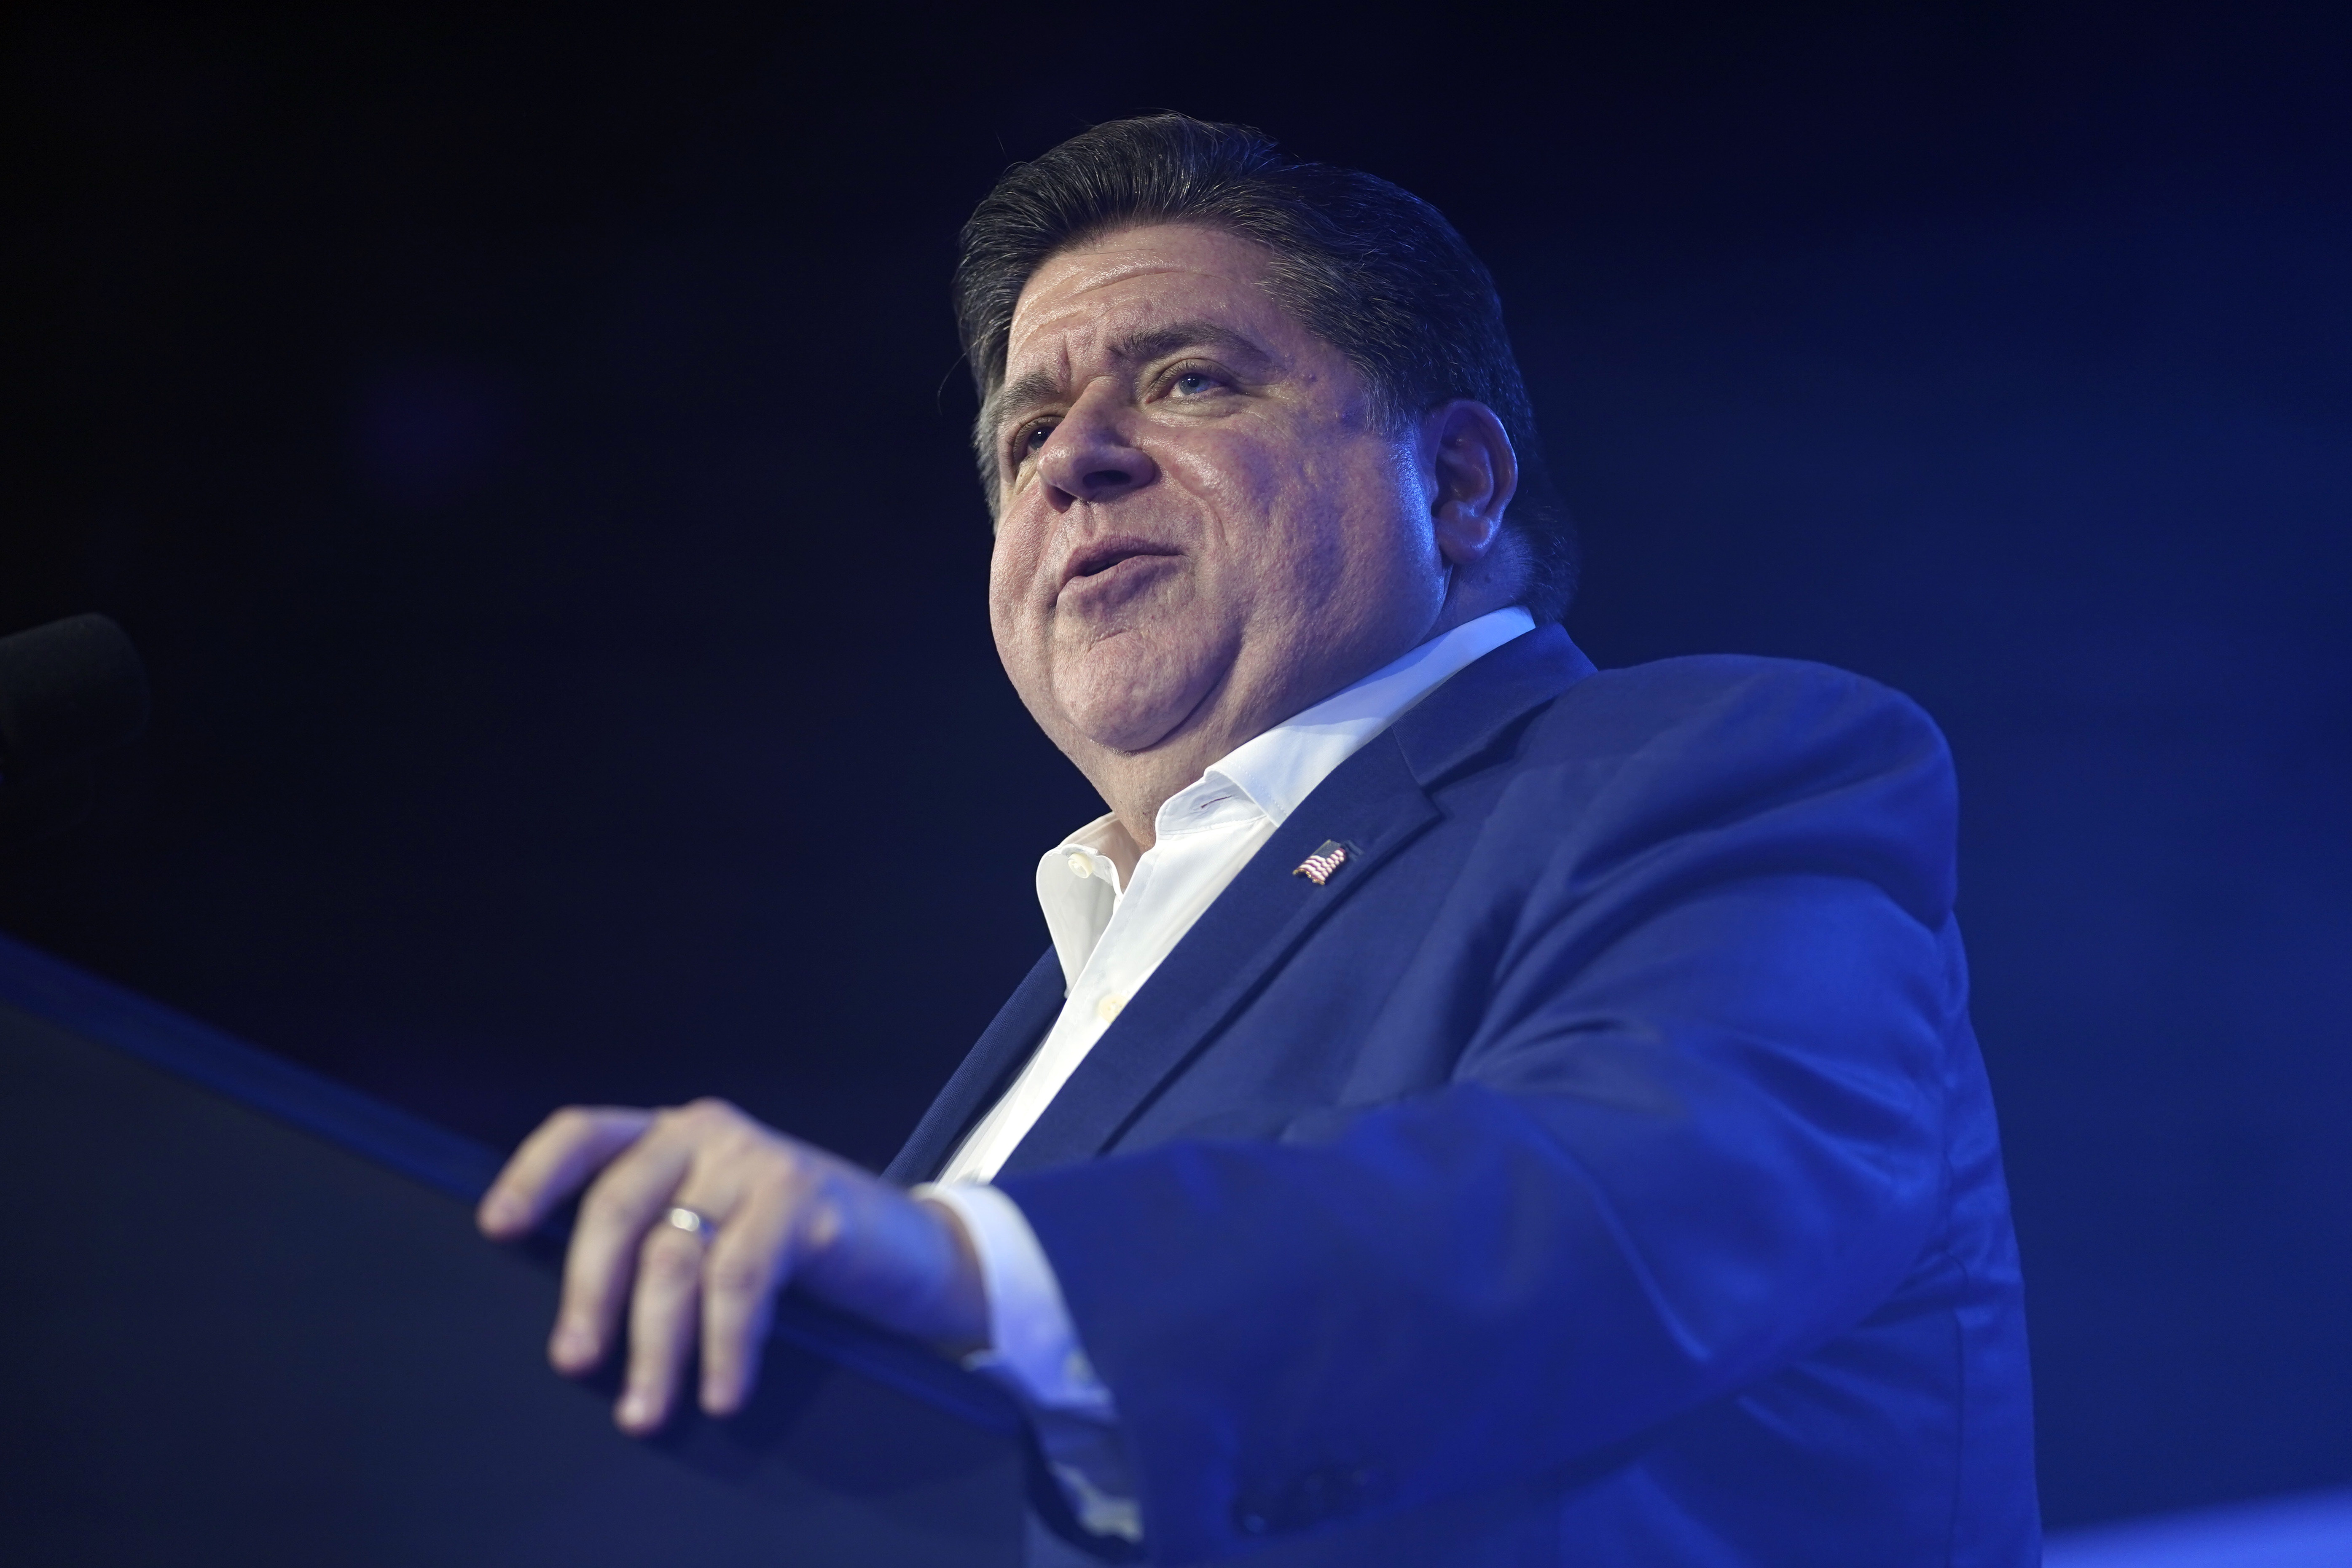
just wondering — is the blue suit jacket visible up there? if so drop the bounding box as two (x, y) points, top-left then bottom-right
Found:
(888, 627), (2038, 1566)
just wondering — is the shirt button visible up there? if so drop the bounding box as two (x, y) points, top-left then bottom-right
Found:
(1096, 993), (1125, 1023)
(1067, 853), (1093, 879)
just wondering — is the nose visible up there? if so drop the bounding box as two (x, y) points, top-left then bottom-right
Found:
(1035, 380), (1157, 507)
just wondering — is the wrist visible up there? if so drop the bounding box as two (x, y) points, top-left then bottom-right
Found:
(913, 1194), (992, 1356)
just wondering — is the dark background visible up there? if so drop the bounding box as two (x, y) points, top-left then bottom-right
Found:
(4, 0), (2346, 1536)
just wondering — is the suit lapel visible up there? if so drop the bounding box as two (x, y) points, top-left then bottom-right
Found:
(899, 624), (1599, 1184)
(999, 623), (1596, 1176)
(1389, 622), (1595, 785)
(998, 733), (1442, 1176)
(883, 946), (1064, 1185)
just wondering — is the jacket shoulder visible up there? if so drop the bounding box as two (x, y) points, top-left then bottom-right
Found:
(1534, 653), (1942, 753)
(1502, 654), (1959, 927)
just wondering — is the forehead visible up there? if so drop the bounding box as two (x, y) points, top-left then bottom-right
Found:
(1003, 223), (1292, 378)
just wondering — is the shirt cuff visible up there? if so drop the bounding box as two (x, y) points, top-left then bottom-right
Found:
(914, 1180), (1139, 1542)
(914, 1179), (1116, 1412)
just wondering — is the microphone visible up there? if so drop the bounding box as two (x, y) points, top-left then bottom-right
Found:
(0, 614), (151, 851)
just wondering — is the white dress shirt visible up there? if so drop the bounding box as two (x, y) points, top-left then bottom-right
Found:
(918, 607), (1536, 1539)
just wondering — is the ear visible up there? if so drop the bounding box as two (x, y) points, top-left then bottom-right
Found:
(1423, 400), (1519, 567)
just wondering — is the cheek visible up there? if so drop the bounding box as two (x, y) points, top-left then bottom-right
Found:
(1157, 434), (1291, 569)
(985, 551), (1034, 675)
(986, 505), (1071, 712)
(1263, 443), (1416, 597)
(1317, 440), (1431, 567)
(986, 505), (1049, 623)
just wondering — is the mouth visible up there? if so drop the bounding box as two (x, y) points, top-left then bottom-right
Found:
(1058, 538), (1179, 591)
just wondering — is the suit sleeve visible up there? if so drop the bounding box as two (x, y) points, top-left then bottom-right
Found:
(998, 664), (1966, 1562)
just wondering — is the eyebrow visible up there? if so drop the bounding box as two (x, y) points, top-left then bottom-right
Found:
(989, 320), (1272, 435)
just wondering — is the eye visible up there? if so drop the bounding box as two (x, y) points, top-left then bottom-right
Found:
(1170, 371), (1221, 397)
(1015, 419), (1056, 459)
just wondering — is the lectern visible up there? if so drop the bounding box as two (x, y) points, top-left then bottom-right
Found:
(0, 932), (1026, 1565)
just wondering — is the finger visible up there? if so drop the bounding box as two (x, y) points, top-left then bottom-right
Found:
(477, 1106), (654, 1239)
(618, 1218), (709, 1434)
(550, 1126), (696, 1375)
(697, 1179), (803, 1416)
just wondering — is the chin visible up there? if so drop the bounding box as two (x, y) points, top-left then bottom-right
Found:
(1053, 639), (1220, 755)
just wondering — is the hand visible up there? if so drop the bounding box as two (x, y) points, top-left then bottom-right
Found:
(475, 1098), (988, 1435)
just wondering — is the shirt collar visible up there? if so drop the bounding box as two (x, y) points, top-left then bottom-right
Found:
(1035, 607), (1536, 943)
(1185, 606), (1536, 830)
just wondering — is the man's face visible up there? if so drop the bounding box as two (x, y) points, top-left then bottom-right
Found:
(986, 223), (1453, 776)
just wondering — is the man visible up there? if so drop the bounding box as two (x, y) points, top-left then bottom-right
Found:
(478, 115), (2038, 1565)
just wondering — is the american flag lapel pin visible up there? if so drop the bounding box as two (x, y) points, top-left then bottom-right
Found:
(1292, 839), (1351, 886)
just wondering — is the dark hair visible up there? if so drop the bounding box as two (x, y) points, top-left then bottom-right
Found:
(954, 113), (1579, 621)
